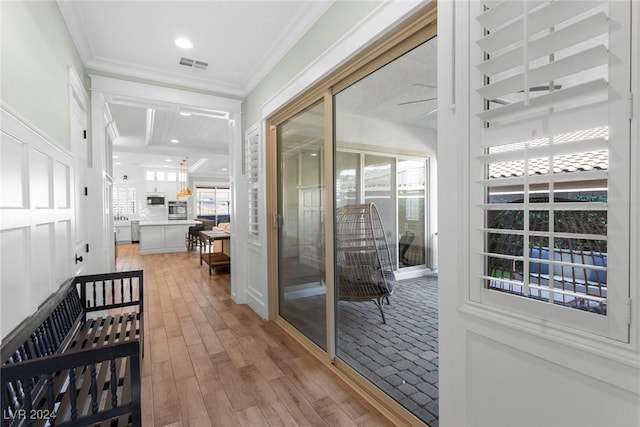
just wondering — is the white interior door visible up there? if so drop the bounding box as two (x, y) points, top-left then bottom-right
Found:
(70, 71), (88, 276)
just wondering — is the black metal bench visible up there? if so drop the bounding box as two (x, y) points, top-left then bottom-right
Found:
(1, 270), (144, 427)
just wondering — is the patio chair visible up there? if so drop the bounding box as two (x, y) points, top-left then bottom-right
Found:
(335, 203), (397, 323)
(399, 230), (415, 266)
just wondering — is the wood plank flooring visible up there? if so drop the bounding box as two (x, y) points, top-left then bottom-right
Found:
(116, 244), (393, 427)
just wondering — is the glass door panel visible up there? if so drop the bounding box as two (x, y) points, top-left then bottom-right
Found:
(277, 101), (326, 350)
(333, 37), (438, 426)
(398, 159), (427, 268)
(335, 151), (360, 208)
(364, 154), (397, 265)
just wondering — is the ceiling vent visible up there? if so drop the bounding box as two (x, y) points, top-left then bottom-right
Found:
(179, 57), (208, 70)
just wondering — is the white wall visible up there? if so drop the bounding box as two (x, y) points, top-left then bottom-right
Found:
(336, 114), (437, 155)
(0, 1), (86, 151)
(437, 2), (640, 426)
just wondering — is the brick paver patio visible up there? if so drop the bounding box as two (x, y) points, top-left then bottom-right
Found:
(281, 273), (439, 426)
(337, 274), (439, 426)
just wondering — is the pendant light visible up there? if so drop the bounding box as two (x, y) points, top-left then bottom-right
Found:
(177, 160), (184, 198)
(177, 157), (192, 198)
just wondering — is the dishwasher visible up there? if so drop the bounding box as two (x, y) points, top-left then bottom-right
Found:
(131, 221), (140, 243)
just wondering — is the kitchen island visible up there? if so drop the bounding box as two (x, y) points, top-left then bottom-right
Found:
(139, 220), (199, 254)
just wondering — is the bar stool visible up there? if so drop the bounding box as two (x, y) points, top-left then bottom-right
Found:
(187, 224), (204, 250)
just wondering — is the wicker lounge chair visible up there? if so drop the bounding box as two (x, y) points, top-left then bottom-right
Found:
(335, 203), (397, 323)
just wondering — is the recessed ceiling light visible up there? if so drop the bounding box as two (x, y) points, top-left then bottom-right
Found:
(179, 111), (192, 117)
(175, 38), (193, 49)
(165, 159), (172, 162)
(170, 139), (179, 143)
(113, 155), (119, 159)
(222, 168), (228, 171)
(116, 162), (122, 165)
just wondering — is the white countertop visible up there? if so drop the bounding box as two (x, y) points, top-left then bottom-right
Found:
(139, 220), (199, 226)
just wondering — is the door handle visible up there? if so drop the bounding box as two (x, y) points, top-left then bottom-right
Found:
(75, 254), (84, 264)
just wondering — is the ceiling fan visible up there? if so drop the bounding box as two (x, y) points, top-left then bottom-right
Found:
(399, 83), (437, 106)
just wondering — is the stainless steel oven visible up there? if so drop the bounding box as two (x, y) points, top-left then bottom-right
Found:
(168, 200), (188, 220)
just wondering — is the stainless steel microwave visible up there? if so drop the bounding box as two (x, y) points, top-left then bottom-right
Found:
(146, 196), (165, 206)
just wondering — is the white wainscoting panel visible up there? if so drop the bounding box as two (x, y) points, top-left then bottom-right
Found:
(1, 105), (75, 338)
(54, 161), (70, 209)
(0, 133), (26, 208)
(55, 220), (72, 285)
(0, 227), (29, 333)
(32, 223), (54, 310)
(467, 331), (640, 427)
(31, 149), (52, 208)
(246, 242), (267, 319)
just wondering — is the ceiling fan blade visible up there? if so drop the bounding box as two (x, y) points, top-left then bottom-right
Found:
(399, 97), (437, 106)
(413, 83), (437, 88)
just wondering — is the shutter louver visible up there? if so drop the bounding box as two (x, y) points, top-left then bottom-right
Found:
(475, 0), (620, 316)
(246, 128), (260, 238)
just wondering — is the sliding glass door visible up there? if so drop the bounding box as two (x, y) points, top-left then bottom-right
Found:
(269, 13), (437, 422)
(333, 38), (438, 425)
(276, 100), (326, 350)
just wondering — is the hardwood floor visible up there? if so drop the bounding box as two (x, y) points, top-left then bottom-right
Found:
(116, 244), (393, 427)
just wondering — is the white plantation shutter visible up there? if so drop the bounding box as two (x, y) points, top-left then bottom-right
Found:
(469, 0), (631, 340)
(246, 126), (260, 239)
(113, 187), (136, 216)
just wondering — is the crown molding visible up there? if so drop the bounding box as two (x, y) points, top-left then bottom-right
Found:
(87, 56), (246, 98)
(56, 1), (94, 65)
(242, 0), (334, 94)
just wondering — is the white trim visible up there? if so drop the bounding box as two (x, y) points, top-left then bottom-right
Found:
(0, 103), (72, 159)
(459, 301), (640, 390)
(88, 57), (246, 98)
(90, 75), (243, 114)
(630, 0), (640, 352)
(241, 1), (334, 93)
(67, 66), (88, 112)
(56, 1), (94, 66)
(395, 267), (434, 281)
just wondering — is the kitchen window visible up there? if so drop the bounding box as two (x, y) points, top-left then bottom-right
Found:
(113, 186), (136, 216)
(195, 186), (230, 222)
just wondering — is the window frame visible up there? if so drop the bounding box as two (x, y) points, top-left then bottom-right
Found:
(194, 185), (230, 220)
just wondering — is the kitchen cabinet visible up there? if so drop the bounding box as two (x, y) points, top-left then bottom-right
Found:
(115, 225), (132, 243)
(138, 220), (198, 254)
